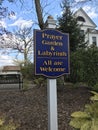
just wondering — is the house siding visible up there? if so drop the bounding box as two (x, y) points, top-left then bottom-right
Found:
(75, 8), (98, 46)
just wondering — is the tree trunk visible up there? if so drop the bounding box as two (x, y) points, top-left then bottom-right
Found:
(24, 43), (28, 66)
(34, 0), (45, 30)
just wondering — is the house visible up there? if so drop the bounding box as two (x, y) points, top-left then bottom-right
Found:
(74, 8), (98, 46)
(0, 66), (21, 75)
(0, 66), (23, 89)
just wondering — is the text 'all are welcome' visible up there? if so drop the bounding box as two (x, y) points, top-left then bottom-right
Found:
(34, 29), (70, 78)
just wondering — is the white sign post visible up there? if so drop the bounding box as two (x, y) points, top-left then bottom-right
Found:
(34, 16), (70, 130)
(46, 16), (58, 130)
(47, 79), (58, 130)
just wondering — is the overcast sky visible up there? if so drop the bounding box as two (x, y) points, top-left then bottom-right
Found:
(0, 0), (98, 67)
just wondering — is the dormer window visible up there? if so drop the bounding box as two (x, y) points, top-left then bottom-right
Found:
(77, 16), (85, 22)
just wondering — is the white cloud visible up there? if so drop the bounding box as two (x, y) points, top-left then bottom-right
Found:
(83, 6), (98, 19)
(22, 10), (33, 15)
(0, 54), (15, 67)
(75, 0), (86, 2)
(9, 18), (33, 29)
(0, 20), (7, 28)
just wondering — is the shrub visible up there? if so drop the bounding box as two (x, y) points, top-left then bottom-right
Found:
(0, 114), (18, 130)
(69, 91), (98, 130)
(22, 79), (30, 91)
(82, 47), (98, 87)
(33, 77), (46, 88)
(21, 62), (34, 80)
(57, 77), (65, 91)
(92, 83), (98, 92)
(66, 47), (98, 88)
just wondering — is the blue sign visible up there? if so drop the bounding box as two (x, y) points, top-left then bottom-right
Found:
(34, 29), (70, 78)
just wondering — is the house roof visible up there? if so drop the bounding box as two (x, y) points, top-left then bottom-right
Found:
(74, 8), (97, 28)
(2, 66), (20, 71)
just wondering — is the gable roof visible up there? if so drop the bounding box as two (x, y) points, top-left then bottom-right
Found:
(74, 8), (97, 28)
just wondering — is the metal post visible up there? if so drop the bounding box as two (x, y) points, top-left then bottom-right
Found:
(47, 79), (58, 130)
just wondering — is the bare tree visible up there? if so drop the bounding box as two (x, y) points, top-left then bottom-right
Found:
(13, 27), (33, 66)
(0, 27), (33, 66)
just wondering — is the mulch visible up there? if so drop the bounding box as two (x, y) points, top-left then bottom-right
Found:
(0, 84), (91, 130)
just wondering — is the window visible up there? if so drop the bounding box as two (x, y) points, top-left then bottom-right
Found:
(80, 30), (84, 36)
(77, 16), (85, 22)
(92, 37), (97, 45)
